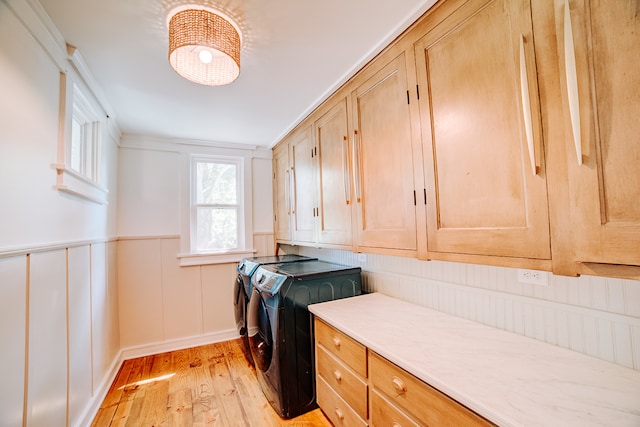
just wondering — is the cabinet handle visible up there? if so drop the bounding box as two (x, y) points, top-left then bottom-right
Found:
(333, 369), (342, 382)
(285, 169), (291, 215)
(563, 0), (582, 165)
(290, 166), (296, 214)
(332, 336), (341, 348)
(392, 376), (407, 394)
(343, 136), (351, 205)
(335, 408), (345, 421)
(353, 130), (362, 203)
(519, 34), (538, 176)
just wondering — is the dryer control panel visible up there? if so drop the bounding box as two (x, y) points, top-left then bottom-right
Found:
(252, 268), (287, 296)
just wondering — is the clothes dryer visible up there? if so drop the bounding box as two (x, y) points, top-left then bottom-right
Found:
(247, 260), (361, 418)
(234, 255), (315, 366)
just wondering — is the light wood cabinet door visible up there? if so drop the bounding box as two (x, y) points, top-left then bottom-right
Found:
(273, 142), (291, 242)
(560, 0), (640, 266)
(290, 124), (316, 243)
(315, 99), (353, 247)
(415, 0), (551, 259)
(351, 52), (419, 252)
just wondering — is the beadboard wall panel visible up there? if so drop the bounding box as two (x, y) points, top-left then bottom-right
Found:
(293, 246), (640, 371)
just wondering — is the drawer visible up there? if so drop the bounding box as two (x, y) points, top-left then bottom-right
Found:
(317, 343), (368, 419)
(370, 389), (420, 427)
(370, 352), (493, 426)
(315, 319), (367, 377)
(317, 375), (368, 427)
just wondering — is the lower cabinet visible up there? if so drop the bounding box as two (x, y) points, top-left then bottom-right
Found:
(315, 318), (493, 426)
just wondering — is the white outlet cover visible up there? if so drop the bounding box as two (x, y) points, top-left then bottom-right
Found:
(517, 269), (548, 286)
(358, 253), (367, 263)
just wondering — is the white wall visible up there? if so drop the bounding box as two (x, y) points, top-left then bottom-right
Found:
(0, 1), (120, 426)
(116, 136), (274, 355)
(292, 245), (640, 371)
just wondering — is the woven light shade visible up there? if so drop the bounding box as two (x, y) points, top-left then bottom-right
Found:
(168, 8), (240, 86)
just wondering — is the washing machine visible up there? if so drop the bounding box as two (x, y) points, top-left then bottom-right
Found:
(247, 260), (362, 418)
(234, 255), (316, 366)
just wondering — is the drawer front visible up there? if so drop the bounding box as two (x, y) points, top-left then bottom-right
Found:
(317, 344), (368, 419)
(371, 389), (420, 427)
(315, 319), (367, 377)
(317, 375), (368, 427)
(370, 352), (492, 426)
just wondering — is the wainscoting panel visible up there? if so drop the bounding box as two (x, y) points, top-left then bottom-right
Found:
(161, 238), (203, 340)
(0, 255), (26, 427)
(293, 246), (640, 371)
(27, 249), (68, 426)
(68, 246), (93, 425)
(117, 239), (164, 347)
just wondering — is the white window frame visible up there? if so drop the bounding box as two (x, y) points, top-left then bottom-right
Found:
(53, 71), (108, 204)
(178, 153), (255, 266)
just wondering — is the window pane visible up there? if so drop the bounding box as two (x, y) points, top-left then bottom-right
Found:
(196, 162), (237, 204)
(196, 207), (238, 251)
(70, 117), (82, 173)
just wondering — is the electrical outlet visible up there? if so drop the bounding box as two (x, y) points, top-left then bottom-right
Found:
(358, 253), (367, 263)
(517, 269), (548, 286)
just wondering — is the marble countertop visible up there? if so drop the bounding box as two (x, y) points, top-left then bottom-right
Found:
(309, 292), (640, 426)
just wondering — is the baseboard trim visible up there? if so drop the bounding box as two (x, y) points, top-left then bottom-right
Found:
(75, 349), (125, 427)
(120, 329), (239, 361)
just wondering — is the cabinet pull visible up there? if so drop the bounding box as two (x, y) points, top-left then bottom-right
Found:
(335, 408), (345, 421)
(392, 376), (407, 394)
(353, 130), (362, 203)
(332, 336), (341, 348)
(519, 34), (538, 176)
(333, 369), (342, 382)
(290, 166), (296, 214)
(343, 136), (351, 204)
(563, 0), (582, 165)
(285, 169), (291, 214)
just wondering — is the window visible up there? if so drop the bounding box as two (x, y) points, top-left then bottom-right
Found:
(53, 71), (108, 204)
(192, 157), (241, 252)
(70, 86), (101, 182)
(178, 151), (255, 266)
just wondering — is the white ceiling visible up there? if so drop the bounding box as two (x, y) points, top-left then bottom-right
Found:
(38, 0), (436, 148)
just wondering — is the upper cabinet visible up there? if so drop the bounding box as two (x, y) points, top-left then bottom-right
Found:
(273, 0), (640, 278)
(558, 0), (640, 267)
(272, 125), (316, 244)
(350, 49), (423, 253)
(414, 0), (551, 262)
(288, 124), (316, 244)
(273, 142), (292, 242)
(273, 97), (354, 249)
(315, 98), (353, 247)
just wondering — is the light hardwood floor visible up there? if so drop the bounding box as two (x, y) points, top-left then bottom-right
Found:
(91, 339), (332, 426)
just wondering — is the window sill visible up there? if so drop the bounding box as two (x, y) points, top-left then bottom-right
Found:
(52, 164), (108, 204)
(177, 249), (257, 267)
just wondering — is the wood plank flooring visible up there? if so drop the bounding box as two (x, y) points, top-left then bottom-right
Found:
(91, 339), (332, 426)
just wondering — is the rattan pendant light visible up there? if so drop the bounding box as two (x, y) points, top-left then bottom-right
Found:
(168, 7), (240, 86)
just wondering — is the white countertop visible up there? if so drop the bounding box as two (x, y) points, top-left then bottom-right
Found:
(309, 292), (640, 426)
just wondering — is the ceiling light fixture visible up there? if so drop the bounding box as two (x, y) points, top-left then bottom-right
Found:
(168, 7), (241, 86)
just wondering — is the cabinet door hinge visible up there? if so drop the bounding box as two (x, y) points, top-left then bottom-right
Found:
(424, 188), (427, 205)
(406, 90), (410, 105)
(413, 190), (417, 206)
(416, 85), (420, 100)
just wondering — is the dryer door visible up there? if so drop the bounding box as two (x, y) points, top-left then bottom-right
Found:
(233, 274), (246, 335)
(247, 289), (273, 371)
